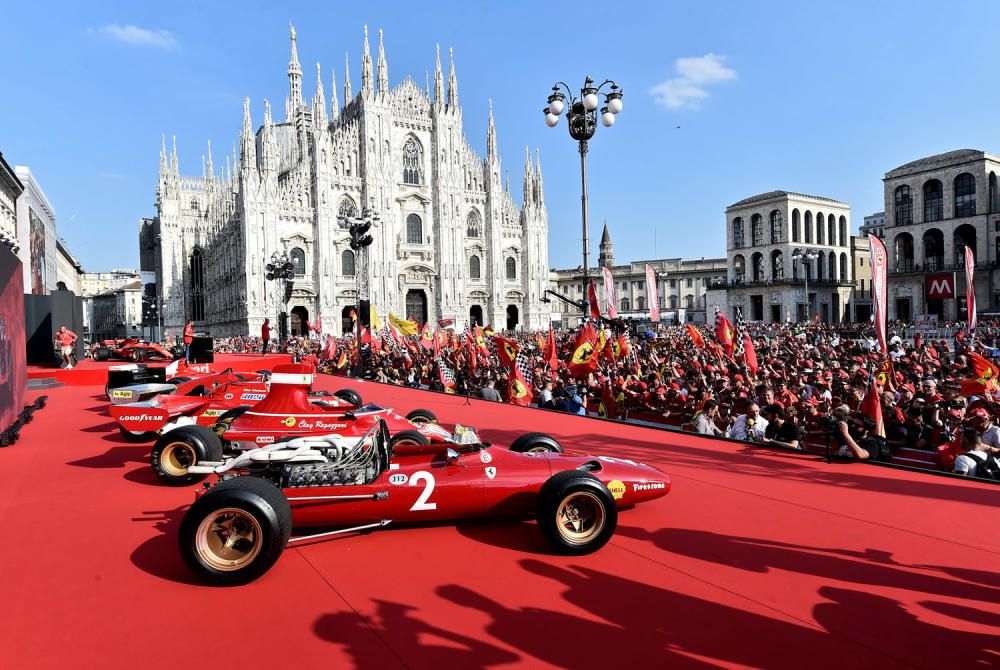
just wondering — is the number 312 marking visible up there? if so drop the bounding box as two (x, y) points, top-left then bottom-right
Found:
(409, 471), (436, 511)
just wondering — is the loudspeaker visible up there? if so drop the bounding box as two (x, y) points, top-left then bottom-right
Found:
(188, 336), (214, 363)
(359, 299), (371, 327)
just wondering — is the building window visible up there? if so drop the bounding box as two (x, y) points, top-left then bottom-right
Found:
(828, 216), (836, 247)
(621, 298), (630, 311)
(290, 247), (306, 275)
(637, 297), (645, 310)
(750, 214), (763, 246)
(466, 210), (482, 237)
(771, 250), (784, 280)
(923, 180), (943, 222)
(505, 257), (516, 280)
(341, 250), (355, 276)
(954, 173), (977, 218)
(402, 137), (422, 185)
(190, 198), (199, 211)
(469, 255), (481, 279)
(670, 279), (677, 288)
(804, 211), (813, 243)
(839, 216), (847, 247)
(338, 197), (358, 220)
(406, 214), (423, 244)
(732, 217), (745, 248)
(894, 185), (913, 225)
(685, 295), (694, 309)
(816, 213), (826, 245)
(751, 252), (764, 282)
(791, 209), (800, 243)
(769, 210), (783, 243)
(685, 278), (693, 287)
(991, 172), (999, 213)
(189, 248), (205, 322)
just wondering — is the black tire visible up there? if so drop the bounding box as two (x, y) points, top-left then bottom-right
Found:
(334, 388), (362, 407)
(390, 430), (431, 449)
(118, 424), (157, 443)
(150, 425), (223, 486)
(405, 408), (438, 425)
(178, 476), (292, 586)
(132, 348), (148, 362)
(93, 347), (110, 362)
(536, 471), (617, 555)
(510, 432), (564, 454)
(167, 376), (192, 386)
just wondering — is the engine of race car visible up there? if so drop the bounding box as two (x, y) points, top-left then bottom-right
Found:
(280, 461), (378, 488)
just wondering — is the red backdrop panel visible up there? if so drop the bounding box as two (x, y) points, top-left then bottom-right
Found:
(0, 245), (26, 433)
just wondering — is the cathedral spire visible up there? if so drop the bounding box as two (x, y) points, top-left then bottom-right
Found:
(262, 98), (277, 174)
(376, 28), (389, 95)
(206, 140), (214, 180)
(486, 99), (497, 158)
(287, 22), (303, 119)
(343, 52), (353, 101)
(159, 134), (167, 175)
(170, 135), (178, 174)
(313, 62), (327, 126)
(361, 25), (373, 97)
(330, 67), (340, 121)
(425, 70), (430, 98)
(535, 147), (543, 202)
(447, 47), (458, 108)
(240, 97), (257, 174)
(523, 145), (534, 207)
(433, 44), (444, 105)
(505, 169), (511, 194)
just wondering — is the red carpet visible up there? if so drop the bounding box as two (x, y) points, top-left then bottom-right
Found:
(0, 377), (997, 669)
(27, 352), (294, 386)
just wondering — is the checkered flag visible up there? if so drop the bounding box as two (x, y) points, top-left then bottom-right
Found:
(734, 306), (747, 359)
(437, 356), (456, 384)
(623, 329), (640, 374)
(515, 349), (534, 386)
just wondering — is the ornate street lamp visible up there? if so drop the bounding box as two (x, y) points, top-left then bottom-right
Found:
(544, 76), (623, 311)
(792, 248), (820, 321)
(338, 203), (379, 378)
(265, 250), (294, 343)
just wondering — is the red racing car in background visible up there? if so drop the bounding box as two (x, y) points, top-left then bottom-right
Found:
(92, 338), (177, 363)
(148, 364), (558, 487)
(178, 414), (672, 585)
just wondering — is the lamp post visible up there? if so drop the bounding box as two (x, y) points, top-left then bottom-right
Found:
(792, 248), (820, 321)
(338, 203), (379, 378)
(265, 250), (294, 345)
(544, 76), (623, 314)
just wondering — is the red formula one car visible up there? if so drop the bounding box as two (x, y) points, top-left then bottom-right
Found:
(178, 417), (671, 585)
(92, 338), (176, 363)
(146, 365), (455, 486)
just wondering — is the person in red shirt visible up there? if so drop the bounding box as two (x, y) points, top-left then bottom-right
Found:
(183, 321), (195, 363)
(54, 325), (77, 369)
(261, 318), (271, 355)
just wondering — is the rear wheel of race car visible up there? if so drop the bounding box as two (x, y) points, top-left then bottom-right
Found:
(536, 471), (617, 555)
(405, 408), (438, 426)
(132, 348), (147, 362)
(390, 430), (431, 449)
(334, 388), (362, 407)
(118, 425), (157, 443)
(93, 347), (110, 362)
(510, 432), (564, 454)
(178, 477), (292, 586)
(150, 425), (223, 486)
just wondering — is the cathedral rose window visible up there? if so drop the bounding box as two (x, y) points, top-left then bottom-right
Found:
(402, 137), (422, 185)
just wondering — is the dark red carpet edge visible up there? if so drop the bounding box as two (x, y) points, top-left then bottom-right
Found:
(0, 376), (997, 670)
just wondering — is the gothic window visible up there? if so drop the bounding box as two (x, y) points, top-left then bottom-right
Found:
(732, 217), (745, 248)
(750, 214), (763, 246)
(923, 180), (943, 222)
(338, 197), (358, 220)
(769, 210), (783, 243)
(341, 250), (355, 277)
(190, 198), (199, 211)
(505, 257), (516, 280)
(189, 248), (205, 322)
(954, 173), (977, 217)
(290, 247), (306, 276)
(402, 137), (423, 185)
(469, 255), (481, 279)
(406, 214), (423, 244)
(466, 210), (482, 237)
(894, 185), (913, 225)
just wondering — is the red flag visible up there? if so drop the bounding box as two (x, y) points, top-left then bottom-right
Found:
(616, 333), (629, 360)
(870, 234), (888, 355)
(587, 279), (601, 320)
(335, 350), (349, 370)
(645, 264), (660, 322)
(474, 326), (489, 355)
(966, 246), (977, 339)
(535, 332), (546, 351)
(348, 308), (357, 323)
(419, 323), (435, 350)
(715, 309), (736, 357)
(359, 326), (372, 345)
(602, 266), (618, 319)
(493, 336), (520, 368)
(685, 323), (706, 348)
(314, 316), (323, 333)
(742, 333), (758, 376)
(860, 374), (885, 438)
(437, 318), (454, 329)
(323, 336), (338, 361)
(370, 327), (383, 353)
(466, 335), (478, 371)
(433, 328), (441, 357)
(545, 325), (558, 369)
(568, 323), (599, 378)
(598, 385), (617, 419)
(961, 351), (1000, 397)
(508, 365), (533, 406)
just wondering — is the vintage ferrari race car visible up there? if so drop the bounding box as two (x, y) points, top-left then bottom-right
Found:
(178, 418), (671, 585)
(147, 364), (461, 486)
(92, 338), (176, 363)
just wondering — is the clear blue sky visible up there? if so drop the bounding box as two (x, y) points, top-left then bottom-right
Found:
(4, 1), (1000, 272)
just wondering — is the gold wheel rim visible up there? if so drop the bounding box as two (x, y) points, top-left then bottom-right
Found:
(161, 442), (196, 476)
(195, 508), (263, 572)
(527, 445), (553, 453)
(393, 438), (421, 447)
(555, 491), (605, 545)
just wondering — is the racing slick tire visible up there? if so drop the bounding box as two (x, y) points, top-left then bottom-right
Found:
(509, 432), (564, 454)
(131, 348), (148, 363)
(151, 425), (223, 486)
(333, 388), (363, 407)
(178, 476), (292, 586)
(390, 430), (431, 450)
(405, 409), (438, 425)
(536, 471), (617, 555)
(93, 347), (111, 362)
(118, 425), (158, 443)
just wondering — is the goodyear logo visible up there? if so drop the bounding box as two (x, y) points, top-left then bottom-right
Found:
(607, 480), (626, 500)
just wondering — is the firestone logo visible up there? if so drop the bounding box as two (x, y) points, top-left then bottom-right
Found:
(633, 482), (665, 492)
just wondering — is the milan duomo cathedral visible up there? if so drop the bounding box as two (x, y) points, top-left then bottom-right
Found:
(153, 25), (549, 337)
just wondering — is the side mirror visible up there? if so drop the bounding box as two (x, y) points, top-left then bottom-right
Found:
(445, 448), (466, 467)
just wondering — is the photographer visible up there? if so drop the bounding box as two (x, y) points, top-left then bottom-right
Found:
(761, 404), (802, 450)
(831, 407), (882, 461)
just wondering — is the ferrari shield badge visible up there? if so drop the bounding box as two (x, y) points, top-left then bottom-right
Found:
(485, 467), (496, 480)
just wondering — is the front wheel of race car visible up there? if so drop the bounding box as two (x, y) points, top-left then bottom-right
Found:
(390, 430), (431, 449)
(510, 432), (564, 454)
(178, 477), (292, 586)
(333, 388), (363, 407)
(118, 425), (157, 443)
(150, 425), (223, 486)
(405, 408), (438, 425)
(536, 471), (617, 555)
(93, 347), (110, 362)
